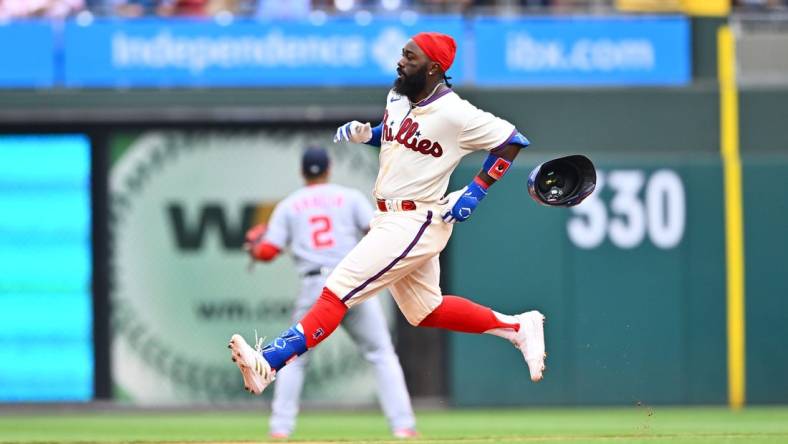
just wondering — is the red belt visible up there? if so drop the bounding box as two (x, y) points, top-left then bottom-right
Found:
(376, 199), (417, 212)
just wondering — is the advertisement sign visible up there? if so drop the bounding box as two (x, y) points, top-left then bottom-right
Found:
(474, 16), (690, 86)
(0, 135), (93, 401)
(0, 22), (55, 87)
(65, 17), (464, 87)
(109, 130), (388, 404)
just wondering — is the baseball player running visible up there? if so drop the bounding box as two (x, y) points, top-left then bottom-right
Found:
(230, 31), (546, 400)
(244, 147), (417, 439)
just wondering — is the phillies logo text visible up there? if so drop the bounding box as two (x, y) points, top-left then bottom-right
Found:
(382, 111), (443, 157)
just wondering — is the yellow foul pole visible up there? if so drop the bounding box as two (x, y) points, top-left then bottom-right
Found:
(717, 25), (746, 410)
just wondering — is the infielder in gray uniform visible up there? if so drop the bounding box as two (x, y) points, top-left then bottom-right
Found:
(244, 147), (417, 439)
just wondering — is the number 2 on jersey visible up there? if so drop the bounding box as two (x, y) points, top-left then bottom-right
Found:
(309, 215), (335, 249)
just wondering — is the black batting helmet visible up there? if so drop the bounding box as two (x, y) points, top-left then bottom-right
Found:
(527, 155), (596, 207)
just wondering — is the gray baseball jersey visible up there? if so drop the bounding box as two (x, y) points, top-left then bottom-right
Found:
(263, 182), (415, 436)
(265, 183), (373, 274)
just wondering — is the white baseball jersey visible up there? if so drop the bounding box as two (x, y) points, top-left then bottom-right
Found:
(373, 88), (516, 203)
(264, 183), (374, 275)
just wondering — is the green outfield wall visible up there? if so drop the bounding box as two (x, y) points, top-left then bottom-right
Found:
(2, 77), (787, 405)
(741, 155), (788, 404)
(445, 150), (788, 406)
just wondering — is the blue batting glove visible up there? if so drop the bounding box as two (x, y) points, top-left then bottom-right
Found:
(439, 180), (488, 224)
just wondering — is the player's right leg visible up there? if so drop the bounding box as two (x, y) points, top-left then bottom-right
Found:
(419, 297), (546, 382)
(389, 256), (546, 382)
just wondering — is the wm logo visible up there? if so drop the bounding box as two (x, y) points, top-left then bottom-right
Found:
(167, 202), (277, 250)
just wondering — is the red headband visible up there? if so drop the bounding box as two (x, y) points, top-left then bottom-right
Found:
(412, 32), (456, 73)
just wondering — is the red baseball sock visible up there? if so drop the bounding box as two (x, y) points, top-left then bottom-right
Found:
(298, 287), (348, 348)
(418, 295), (519, 333)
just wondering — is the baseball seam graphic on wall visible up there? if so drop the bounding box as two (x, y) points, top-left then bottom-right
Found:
(109, 130), (384, 404)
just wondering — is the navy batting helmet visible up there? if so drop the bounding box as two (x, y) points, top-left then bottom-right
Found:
(302, 146), (330, 178)
(527, 155), (596, 207)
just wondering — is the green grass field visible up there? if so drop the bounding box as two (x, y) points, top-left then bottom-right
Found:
(1, 407), (787, 444)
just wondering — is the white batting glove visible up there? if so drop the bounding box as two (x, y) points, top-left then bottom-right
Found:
(334, 121), (372, 144)
(438, 186), (468, 224)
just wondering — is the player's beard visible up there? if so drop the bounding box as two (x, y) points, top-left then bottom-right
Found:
(393, 65), (428, 99)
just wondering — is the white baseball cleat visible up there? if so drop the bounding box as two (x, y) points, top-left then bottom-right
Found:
(393, 428), (419, 439)
(228, 333), (275, 395)
(513, 311), (546, 382)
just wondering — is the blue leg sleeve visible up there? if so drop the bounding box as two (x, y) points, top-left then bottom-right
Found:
(261, 326), (308, 371)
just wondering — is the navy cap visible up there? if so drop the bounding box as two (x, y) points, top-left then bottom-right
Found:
(302, 146), (330, 178)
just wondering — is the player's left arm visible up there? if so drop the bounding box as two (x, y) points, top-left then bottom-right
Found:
(245, 203), (289, 262)
(440, 131), (530, 224)
(334, 92), (391, 147)
(334, 120), (383, 148)
(244, 224), (281, 261)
